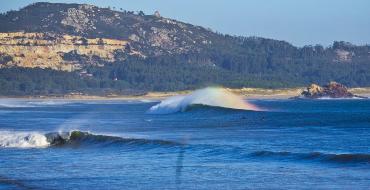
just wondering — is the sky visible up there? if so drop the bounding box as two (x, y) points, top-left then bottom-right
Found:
(1, 0), (369, 47)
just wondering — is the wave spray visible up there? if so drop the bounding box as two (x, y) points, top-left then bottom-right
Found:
(148, 87), (260, 114)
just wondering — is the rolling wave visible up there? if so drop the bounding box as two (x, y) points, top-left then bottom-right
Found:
(45, 131), (181, 147)
(0, 99), (74, 108)
(147, 87), (260, 114)
(250, 150), (370, 164)
(179, 144), (370, 165)
(2, 130), (368, 165)
(27, 100), (74, 106)
(0, 99), (34, 108)
(0, 131), (181, 148)
(0, 99), (157, 108)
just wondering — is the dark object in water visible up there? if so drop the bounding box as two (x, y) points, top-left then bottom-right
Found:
(295, 82), (367, 99)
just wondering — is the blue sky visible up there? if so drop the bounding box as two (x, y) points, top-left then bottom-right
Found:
(1, 0), (369, 47)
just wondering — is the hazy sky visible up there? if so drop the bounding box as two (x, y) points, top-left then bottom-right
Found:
(1, 0), (369, 47)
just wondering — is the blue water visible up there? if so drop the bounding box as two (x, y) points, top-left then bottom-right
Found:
(0, 98), (370, 189)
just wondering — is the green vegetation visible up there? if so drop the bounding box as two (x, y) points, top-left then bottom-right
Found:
(0, 54), (299, 96)
(0, 67), (129, 96)
(1, 3), (370, 96)
(3, 49), (370, 96)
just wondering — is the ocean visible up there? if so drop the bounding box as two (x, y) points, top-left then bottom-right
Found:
(0, 90), (370, 189)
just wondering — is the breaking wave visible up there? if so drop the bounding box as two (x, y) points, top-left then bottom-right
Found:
(0, 131), (180, 148)
(0, 131), (49, 148)
(1, 131), (369, 165)
(147, 87), (260, 114)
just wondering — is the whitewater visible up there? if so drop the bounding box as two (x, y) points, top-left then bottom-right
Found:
(0, 131), (49, 148)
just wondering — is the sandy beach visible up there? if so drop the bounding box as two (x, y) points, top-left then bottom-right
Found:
(2, 87), (370, 101)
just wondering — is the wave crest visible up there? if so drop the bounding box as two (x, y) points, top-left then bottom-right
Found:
(148, 87), (260, 114)
(0, 131), (180, 148)
(251, 150), (370, 164)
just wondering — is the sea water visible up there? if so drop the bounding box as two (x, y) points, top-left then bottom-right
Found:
(0, 95), (370, 189)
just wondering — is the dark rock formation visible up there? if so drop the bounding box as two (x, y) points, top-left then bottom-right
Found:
(298, 82), (367, 99)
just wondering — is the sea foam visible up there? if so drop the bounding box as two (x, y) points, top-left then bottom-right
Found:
(148, 87), (260, 114)
(0, 131), (50, 148)
(0, 99), (34, 108)
(0, 99), (74, 108)
(0, 130), (174, 148)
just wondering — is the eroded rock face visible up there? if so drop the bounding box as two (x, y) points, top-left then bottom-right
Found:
(61, 5), (96, 33)
(0, 32), (130, 71)
(305, 84), (323, 96)
(1, 2), (215, 58)
(299, 82), (365, 99)
(58, 3), (212, 56)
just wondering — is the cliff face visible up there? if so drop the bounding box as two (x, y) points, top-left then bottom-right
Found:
(0, 3), (214, 57)
(0, 3), (220, 71)
(0, 32), (130, 71)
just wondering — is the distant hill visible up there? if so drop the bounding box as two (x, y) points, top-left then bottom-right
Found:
(1, 2), (370, 96)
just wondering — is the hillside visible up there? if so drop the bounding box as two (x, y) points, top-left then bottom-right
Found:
(0, 32), (130, 71)
(1, 2), (370, 95)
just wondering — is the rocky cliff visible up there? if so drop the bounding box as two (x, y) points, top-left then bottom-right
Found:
(0, 3), (215, 56)
(0, 3), (221, 71)
(0, 32), (132, 71)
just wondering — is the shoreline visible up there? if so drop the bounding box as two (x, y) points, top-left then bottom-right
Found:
(1, 87), (370, 100)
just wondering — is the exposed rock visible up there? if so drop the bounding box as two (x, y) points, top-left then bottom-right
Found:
(129, 34), (140, 42)
(149, 27), (173, 47)
(154, 11), (161, 18)
(305, 84), (323, 96)
(1, 2), (216, 57)
(0, 32), (130, 71)
(297, 82), (367, 99)
(61, 7), (93, 33)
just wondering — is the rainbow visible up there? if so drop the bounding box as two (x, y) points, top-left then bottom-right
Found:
(148, 87), (260, 114)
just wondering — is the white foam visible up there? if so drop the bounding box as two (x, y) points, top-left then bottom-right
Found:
(0, 99), (79, 108)
(147, 87), (260, 114)
(0, 131), (50, 148)
(139, 99), (156, 103)
(0, 99), (34, 108)
(27, 100), (73, 106)
(317, 96), (365, 100)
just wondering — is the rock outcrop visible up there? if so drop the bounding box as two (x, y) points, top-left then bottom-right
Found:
(298, 82), (366, 99)
(0, 2), (214, 57)
(0, 32), (131, 71)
